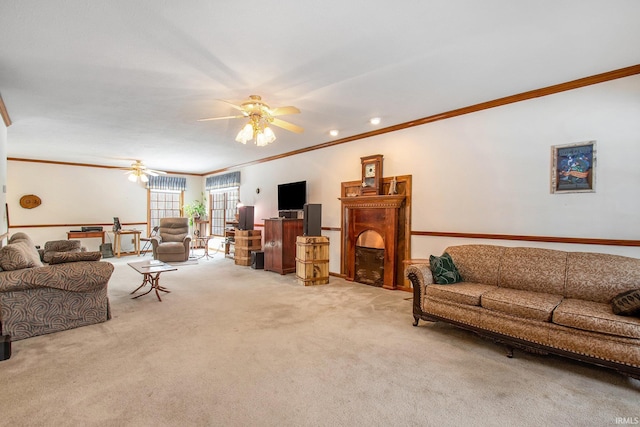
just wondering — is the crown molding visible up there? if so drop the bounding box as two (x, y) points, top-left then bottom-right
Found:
(204, 64), (640, 176)
(0, 93), (11, 127)
(6, 157), (201, 177)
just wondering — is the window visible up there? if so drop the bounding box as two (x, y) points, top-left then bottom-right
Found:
(210, 188), (239, 237)
(206, 172), (241, 237)
(148, 190), (183, 233)
(146, 175), (187, 234)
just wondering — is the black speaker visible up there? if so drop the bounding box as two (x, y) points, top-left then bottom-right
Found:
(0, 334), (11, 361)
(303, 203), (322, 236)
(238, 206), (254, 230)
(100, 243), (114, 258)
(251, 250), (264, 269)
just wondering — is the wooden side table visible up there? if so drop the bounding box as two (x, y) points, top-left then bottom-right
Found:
(114, 230), (141, 258)
(224, 228), (235, 259)
(67, 231), (105, 244)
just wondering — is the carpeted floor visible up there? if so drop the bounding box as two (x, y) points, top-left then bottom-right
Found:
(167, 259), (200, 266)
(1, 252), (638, 426)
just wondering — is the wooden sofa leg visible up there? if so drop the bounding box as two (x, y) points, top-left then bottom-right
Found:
(505, 346), (514, 358)
(413, 316), (420, 327)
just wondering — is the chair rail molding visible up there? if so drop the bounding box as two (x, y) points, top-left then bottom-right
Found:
(413, 231), (640, 247)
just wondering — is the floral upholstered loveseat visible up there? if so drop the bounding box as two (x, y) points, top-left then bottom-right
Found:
(405, 244), (640, 378)
(0, 233), (114, 340)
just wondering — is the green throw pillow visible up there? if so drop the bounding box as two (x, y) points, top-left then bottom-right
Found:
(429, 252), (462, 284)
(611, 288), (640, 316)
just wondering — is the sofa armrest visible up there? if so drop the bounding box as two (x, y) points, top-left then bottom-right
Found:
(405, 263), (433, 323)
(0, 262), (114, 293)
(405, 263), (433, 288)
(183, 235), (192, 252)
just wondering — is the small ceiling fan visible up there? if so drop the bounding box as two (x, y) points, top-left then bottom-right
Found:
(122, 160), (166, 183)
(198, 95), (303, 146)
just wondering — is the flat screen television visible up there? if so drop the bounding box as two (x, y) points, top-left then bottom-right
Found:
(278, 180), (306, 211)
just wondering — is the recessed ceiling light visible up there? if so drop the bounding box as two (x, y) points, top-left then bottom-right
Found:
(329, 129), (339, 137)
(370, 117), (381, 125)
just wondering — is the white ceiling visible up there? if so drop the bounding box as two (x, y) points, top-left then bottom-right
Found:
(1, 1), (639, 175)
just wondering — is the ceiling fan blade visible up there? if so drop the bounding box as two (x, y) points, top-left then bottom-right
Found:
(270, 106), (300, 116)
(197, 114), (247, 122)
(271, 118), (304, 134)
(147, 169), (167, 175)
(219, 99), (246, 111)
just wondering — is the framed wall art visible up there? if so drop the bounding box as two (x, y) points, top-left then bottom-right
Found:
(551, 141), (596, 194)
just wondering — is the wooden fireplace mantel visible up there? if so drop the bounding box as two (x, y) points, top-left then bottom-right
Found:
(338, 194), (406, 209)
(340, 194), (407, 290)
(340, 175), (412, 291)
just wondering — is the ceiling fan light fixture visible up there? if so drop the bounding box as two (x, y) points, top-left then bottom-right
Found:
(124, 160), (165, 183)
(200, 95), (302, 147)
(237, 117), (277, 147)
(235, 123), (253, 144)
(255, 131), (267, 147)
(263, 126), (276, 142)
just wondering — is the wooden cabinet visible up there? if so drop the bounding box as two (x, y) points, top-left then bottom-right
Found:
(264, 218), (303, 275)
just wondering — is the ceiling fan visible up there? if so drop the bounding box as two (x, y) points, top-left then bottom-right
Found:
(122, 160), (166, 183)
(197, 95), (303, 146)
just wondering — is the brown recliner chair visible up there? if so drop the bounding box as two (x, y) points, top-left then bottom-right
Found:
(151, 218), (191, 262)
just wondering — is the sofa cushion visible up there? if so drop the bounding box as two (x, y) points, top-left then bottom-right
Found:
(8, 232), (34, 244)
(43, 240), (82, 263)
(159, 217), (189, 242)
(566, 252), (640, 303)
(611, 289), (640, 316)
(481, 288), (563, 322)
(156, 241), (187, 254)
(445, 245), (505, 286)
(553, 298), (640, 339)
(0, 241), (44, 271)
(499, 247), (567, 294)
(49, 251), (102, 265)
(429, 252), (461, 284)
(426, 283), (497, 306)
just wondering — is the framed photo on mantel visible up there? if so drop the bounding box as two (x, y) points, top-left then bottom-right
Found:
(551, 141), (596, 194)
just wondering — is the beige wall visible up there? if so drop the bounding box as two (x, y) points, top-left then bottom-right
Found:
(6, 74), (640, 269)
(231, 74), (640, 271)
(7, 162), (202, 252)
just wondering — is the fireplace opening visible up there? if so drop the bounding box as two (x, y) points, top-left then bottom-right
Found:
(355, 230), (384, 287)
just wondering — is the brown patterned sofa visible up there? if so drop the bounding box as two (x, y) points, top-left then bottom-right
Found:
(0, 233), (114, 341)
(405, 244), (640, 378)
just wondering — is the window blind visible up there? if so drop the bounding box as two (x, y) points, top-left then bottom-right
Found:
(147, 176), (187, 191)
(205, 171), (240, 190)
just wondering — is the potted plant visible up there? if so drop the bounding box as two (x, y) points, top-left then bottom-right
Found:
(184, 196), (207, 226)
